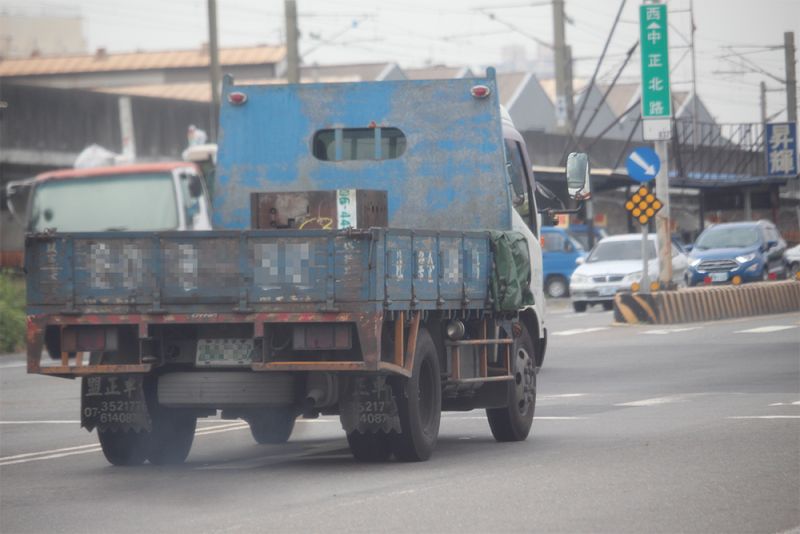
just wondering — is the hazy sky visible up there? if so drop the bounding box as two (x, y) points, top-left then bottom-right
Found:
(2, 0), (799, 124)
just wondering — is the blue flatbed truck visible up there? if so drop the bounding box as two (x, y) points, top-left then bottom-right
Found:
(25, 69), (589, 464)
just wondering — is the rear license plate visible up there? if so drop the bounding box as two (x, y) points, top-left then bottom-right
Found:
(710, 272), (728, 282)
(196, 339), (254, 366)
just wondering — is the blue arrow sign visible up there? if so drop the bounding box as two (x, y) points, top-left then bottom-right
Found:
(626, 147), (660, 183)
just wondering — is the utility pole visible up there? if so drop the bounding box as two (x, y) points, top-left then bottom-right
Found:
(760, 81), (767, 125)
(785, 31), (798, 231)
(785, 32), (797, 122)
(552, 0), (574, 132)
(285, 0), (300, 84)
(207, 0), (221, 142)
(689, 0), (698, 149)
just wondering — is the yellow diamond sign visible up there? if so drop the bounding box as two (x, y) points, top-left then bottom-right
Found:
(625, 186), (662, 225)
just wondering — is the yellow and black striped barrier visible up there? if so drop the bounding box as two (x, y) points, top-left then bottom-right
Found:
(613, 280), (800, 324)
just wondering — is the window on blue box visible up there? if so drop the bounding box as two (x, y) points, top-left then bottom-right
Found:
(313, 128), (406, 161)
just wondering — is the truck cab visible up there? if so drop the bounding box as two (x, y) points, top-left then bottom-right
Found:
(23, 162), (211, 234)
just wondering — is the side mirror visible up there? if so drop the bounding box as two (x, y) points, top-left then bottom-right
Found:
(575, 256), (585, 266)
(566, 152), (591, 200)
(767, 240), (778, 250)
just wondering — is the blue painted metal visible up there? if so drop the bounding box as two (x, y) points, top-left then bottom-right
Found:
(25, 229), (492, 315)
(213, 69), (512, 232)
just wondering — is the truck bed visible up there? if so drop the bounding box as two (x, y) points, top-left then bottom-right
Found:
(25, 228), (491, 315)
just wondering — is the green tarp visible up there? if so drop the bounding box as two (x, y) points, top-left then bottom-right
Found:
(489, 231), (535, 312)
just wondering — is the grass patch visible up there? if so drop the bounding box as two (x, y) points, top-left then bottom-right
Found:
(0, 270), (25, 353)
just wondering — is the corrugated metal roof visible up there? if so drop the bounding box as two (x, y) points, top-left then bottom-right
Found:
(0, 45), (285, 77)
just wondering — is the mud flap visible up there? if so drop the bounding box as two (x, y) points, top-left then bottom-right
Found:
(81, 375), (151, 433)
(339, 376), (401, 434)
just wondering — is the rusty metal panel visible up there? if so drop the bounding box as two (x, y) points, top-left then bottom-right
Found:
(251, 190), (387, 230)
(334, 234), (372, 302)
(73, 236), (157, 305)
(248, 235), (328, 303)
(384, 233), (413, 305)
(24, 235), (72, 305)
(162, 235), (240, 302)
(411, 233), (439, 304)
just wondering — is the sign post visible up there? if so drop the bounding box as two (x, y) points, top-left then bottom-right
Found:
(640, 2), (672, 288)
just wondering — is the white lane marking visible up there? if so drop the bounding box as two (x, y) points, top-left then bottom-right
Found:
(539, 393), (586, 399)
(643, 327), (700, 335)
(615, 395), (691, 407)
(0, 361), (26, 369)
(0, 447), (102, 466)
(0, 421), (81, 425)
(734, 325), (797, 334)
(768, 401), (800, 406)
(727, 416), (800, 420)
(552, 327), (609, 337)
(0, 443), (100, 462)
(443, 416), (584, 421)
(0, 422), (254, 467)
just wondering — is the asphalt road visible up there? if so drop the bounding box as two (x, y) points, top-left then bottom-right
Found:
(1, 304), (798, 533)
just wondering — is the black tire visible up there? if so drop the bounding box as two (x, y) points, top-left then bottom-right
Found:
(486, 323), (537, 442)
(146, 408), (197, 465)
(602, 301), (613, 311)
(572, 301), (587, 313)
(545, 275), (569, 298)
(97, 428), (149, 466)
(247, 408), (296, 444)
(347, 431), (392, 462)
(388, 327), (442, 462)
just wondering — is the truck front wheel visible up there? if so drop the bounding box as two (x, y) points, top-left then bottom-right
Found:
(97, 428), (149, 466)
(486, 323), (536, 442)
(247, 408), (296, 444)
(388, 327), (442, 462)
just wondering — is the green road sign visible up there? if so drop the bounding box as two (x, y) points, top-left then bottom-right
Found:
(639, 4), (671, 120)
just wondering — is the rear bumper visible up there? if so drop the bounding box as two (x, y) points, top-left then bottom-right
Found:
(26, 311), (412, 378)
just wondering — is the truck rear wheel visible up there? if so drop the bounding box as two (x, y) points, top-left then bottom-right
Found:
(146, 408), (197, 465)
(97, 428), (149, 466)
(388, 327), (441, 462)
(486, 323), (536, 442)
(347, 431), (392, 462)
(247, 408), (296, 444)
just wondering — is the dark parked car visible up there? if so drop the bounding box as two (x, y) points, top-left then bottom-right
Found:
(686, 220), (788, 285)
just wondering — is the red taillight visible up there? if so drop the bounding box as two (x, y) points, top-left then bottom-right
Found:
(228, 92), (248, 105)
(768, 272), (777, 280)
(703, 276), (712, 285)
(62, 326), (118, 352)
(471, 85), (491, 99)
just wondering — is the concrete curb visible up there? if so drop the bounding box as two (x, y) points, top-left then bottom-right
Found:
(613, 280), (800, 324)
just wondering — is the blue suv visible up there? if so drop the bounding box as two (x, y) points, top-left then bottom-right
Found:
(686, 220), (788, 285)
(541, 226), (587, 297)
